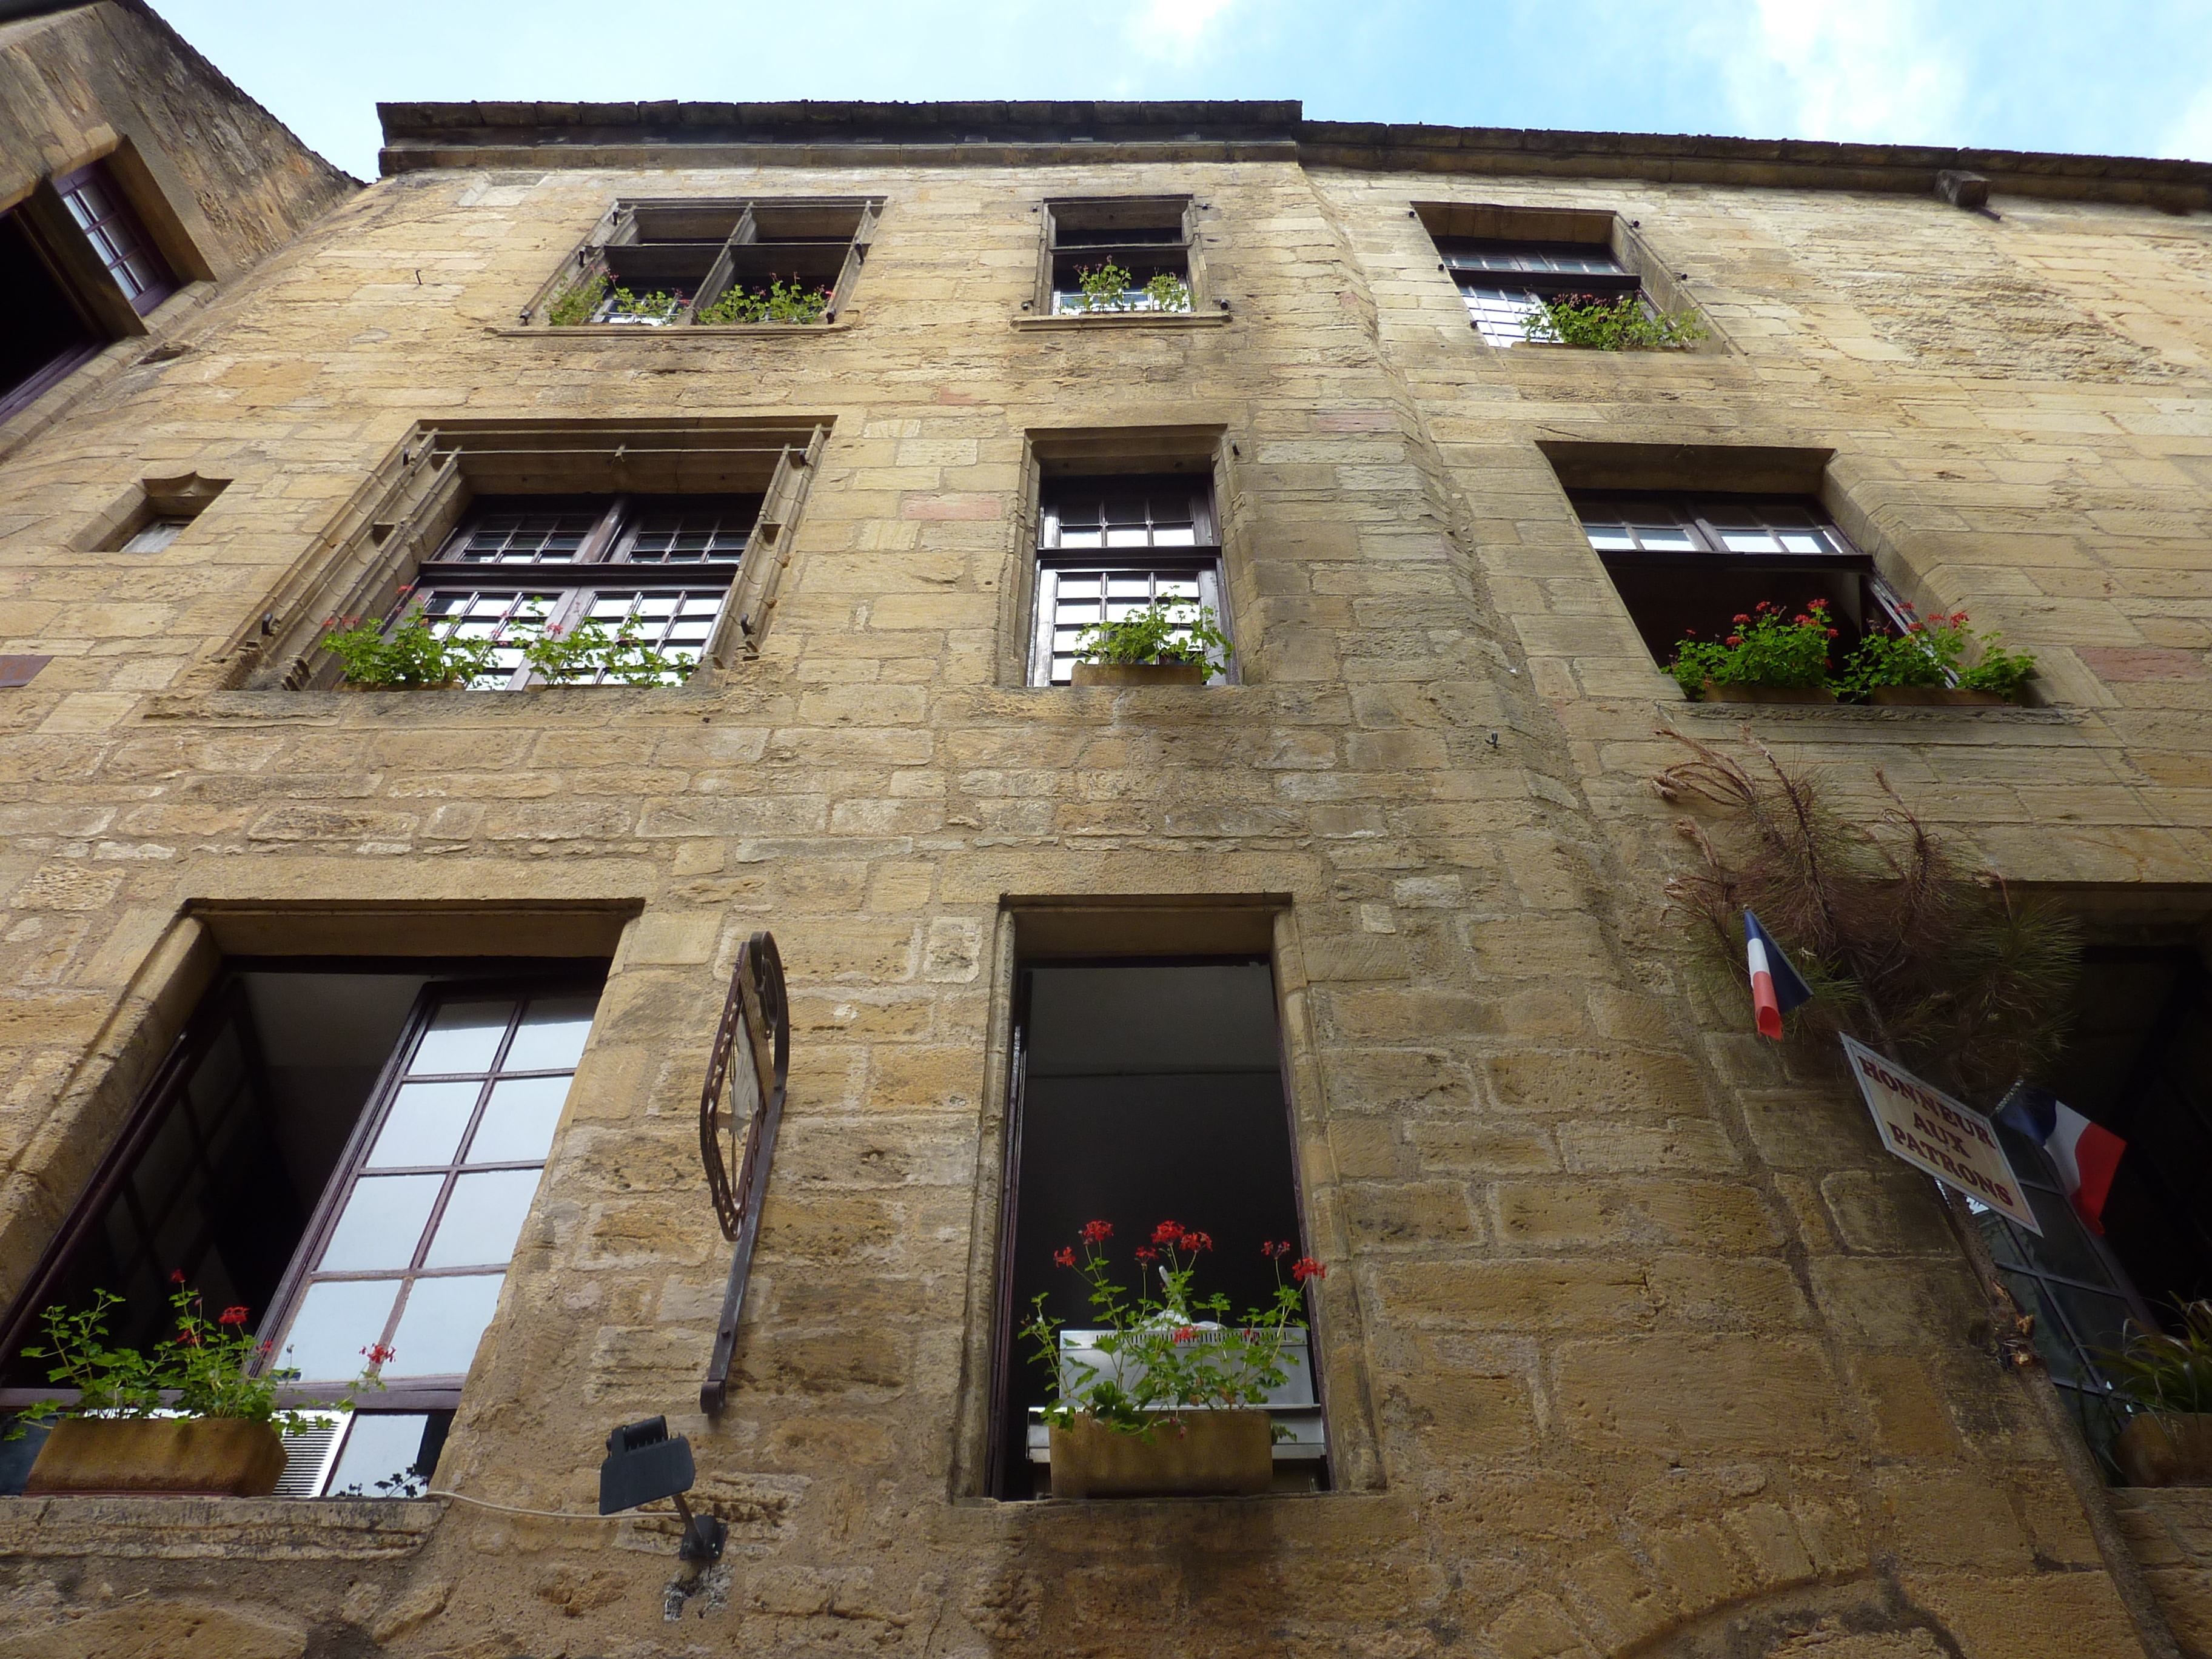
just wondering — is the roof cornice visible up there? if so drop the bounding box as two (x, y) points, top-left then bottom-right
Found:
(375, 99), (2210, 210)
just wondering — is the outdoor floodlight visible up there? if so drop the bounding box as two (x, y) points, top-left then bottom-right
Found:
(598, 1416), (726, 1563)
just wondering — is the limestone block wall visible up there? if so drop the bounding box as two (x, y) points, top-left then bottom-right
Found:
(0, 134), (2202, 1658)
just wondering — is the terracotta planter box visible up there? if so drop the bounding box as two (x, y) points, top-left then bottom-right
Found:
(2114, 1412), (2212, 1488)
(24, 1417), (287, 1497)
(1070, 662), (1206, 688)
(1698, 682), (1835, 705)
(1047, 1410), (1272, 1499)
(1868, 686), (2008, 706)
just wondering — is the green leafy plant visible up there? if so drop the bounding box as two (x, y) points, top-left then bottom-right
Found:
(1022, 1219), (1324, 1436)
(1668, 599), (1839, 697)
(545, 270), (608, 327)
(1652, 731), (2082, 1099)
(694, 275), (832, 325)
(2097, 1301), (2212, 1415)
(519, 611), (692, 686)
(1074, 597), (1232, 670)
(1524, 291), (1706, 350)
(321, 592), (500, 689)
(1142, 272), (1191, 312)
(9, 1279), (381, 1437)
(597, 286), (685, 325)
(1070, 261), (1136, 312)
(1838, 608), (2037, 701)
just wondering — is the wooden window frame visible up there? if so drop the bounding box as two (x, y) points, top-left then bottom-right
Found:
(55, 162), (178, 317)
(1037, 196), (1200, 317)
(1027, 472), (1231, 686)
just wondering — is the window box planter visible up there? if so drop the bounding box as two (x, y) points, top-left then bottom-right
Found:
(1070, 662), (1206, 688)
(1868, 686), (2008, 707)
(24, 1418), (287, 1497)
(1046, 1410), (1273, 1499)
(1697, 682), (1835, 706)
(2115, 1413), (2212, 1488)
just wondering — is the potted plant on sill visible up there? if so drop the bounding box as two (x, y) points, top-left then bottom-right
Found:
(1022, 1221), (1324, 1500)
(2102, 1301), (2212, 1487)
(518, 612), (691, 688)
(8, 1279), (376, 1497)
(1059, 262), (1193, 317)
(1523, 292), (1706, 350)
(1068, 597), (1231, 687)
(1837, 608), (2036, 706)
(694, 275), (833, 325)
(1668, 600), (1839, 704)
(321, 592), (498, 689)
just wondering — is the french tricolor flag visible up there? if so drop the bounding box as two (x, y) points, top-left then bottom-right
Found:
(1744, 910), (1813, 1040)
(1999, 1083), (2127, 1234)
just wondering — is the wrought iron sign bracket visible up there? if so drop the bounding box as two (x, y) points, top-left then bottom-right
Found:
(697, 930), (789, 1415)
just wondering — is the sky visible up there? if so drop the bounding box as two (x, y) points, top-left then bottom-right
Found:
(150, 0), (2212, 183)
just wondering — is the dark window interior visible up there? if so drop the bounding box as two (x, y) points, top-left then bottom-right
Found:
(995, 960), (1312, 1496)
(1047, 199), (1190, 302)
(1572, 491), (1904, 673)
(0, 209), (99, 416)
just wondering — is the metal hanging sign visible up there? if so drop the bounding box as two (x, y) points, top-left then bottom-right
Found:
(1838, 1035), (2040, 1233)
(697, 930), (789, 1413)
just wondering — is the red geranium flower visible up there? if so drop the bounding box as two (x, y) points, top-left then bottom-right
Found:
(1053, 1246), (1077, 1268)
(169, 1270), (186, 1284)
(218, 1305), (250, 1327)
(1080, 1219), (1113, 1244)
(361, 1342), (396, 1367)
(1291, 1258), (1327, 1284)
(1173, 1327), (1197, 1343)
(1134, 1246), (1158, 1263)
(1181, 1230), (1213, 1253)
(1151, 1220), (1184, 1247)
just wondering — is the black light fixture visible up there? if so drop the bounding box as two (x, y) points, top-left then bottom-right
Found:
(598, 1417), (725, 1563)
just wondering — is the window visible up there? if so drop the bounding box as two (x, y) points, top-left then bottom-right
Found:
(119, 518), (189, 553)
(1041, 198), (1196, 315)
(991, 959), (1320, 1498)
(56, 164), (176, 316)
(528, 197), (880, 327)
(408, 494), (759, 688)
(0, 159), (179, 420)
(1436, 238), (1639, 346)
(0, 963), (605, 1498)
(1030, 473), (1227, 685)
(1571, 491), (1911, 673)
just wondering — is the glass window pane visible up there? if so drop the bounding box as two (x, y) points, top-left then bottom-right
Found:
(325, 1413), (436, 1498)
(318, 1174), (444, 1271)
(386, 1273), (504, 1376)
(279, 1279), (400, 1382)
(410, 1001), (513, 1075)
(468, 1076), (570, 1164)
(421, 1169), (541, 1268)
(365, 1081), (481, 1170)
(504, 996), (595, 1071)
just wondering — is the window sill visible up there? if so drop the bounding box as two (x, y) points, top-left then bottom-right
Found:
(491, 321), (855, 339)
(0, 1493), (442, 1558)
(1671, 696), (2072, 723)
(1014, 311), (1232, 332)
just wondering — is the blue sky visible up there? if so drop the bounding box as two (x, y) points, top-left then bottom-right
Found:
(153, 0), (2212, 183)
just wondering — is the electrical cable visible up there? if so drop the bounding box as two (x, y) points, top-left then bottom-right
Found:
(424, 1487), (628, 1520)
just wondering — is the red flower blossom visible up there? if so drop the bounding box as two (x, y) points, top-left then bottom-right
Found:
(1180, 1230), (1213, 1253)
(175, 1330), (201, 1347)
(1053, 1246), (1077, 1268)
(1291, 1258), (1327, 1284)
(218, 1305), (250, 1327)
(1151, 1219), (1184, 1247)
(1134, 1247), (1158, 1263)
(361, 1342), (396, 1367)
(1080, 1219), (1113, 1244)
(1263, 1240), (1293, 1259)
(169, 1270), (186, 1284)
(1725, 635), (1741, 647)
(1173, 1327), (1197, 1343)
(1733, 614), (1750, 624)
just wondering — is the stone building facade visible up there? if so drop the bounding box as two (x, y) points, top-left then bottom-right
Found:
(2, 8), (2211, 1657)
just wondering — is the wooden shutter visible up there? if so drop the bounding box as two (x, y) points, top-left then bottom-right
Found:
(711, 426), (827, 665)
(520, 201), (623, 326)
(699, 931), (791, 1414)
(823, 201), (877, 321)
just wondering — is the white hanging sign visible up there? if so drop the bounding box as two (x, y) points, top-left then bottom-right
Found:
(1838, 1036), (2040, 1234)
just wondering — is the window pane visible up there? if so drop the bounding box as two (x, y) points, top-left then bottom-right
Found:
(280, 1279), (400, 1382)
(467, 1076), (570, 1164)
(410, 1002), (512, 1075)
(318, 1173), (443, 1271)
(386, 1273), (504, 1376)
(365, 1081), (481, 1170)
(503, 996), (595, 1072)
(121, 519), (186, 554)
(421, 1170), (540, 1268)
(325, 1413), (436, 1498)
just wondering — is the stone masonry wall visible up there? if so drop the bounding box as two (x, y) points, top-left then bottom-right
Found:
(0, 139), (2205, 1658)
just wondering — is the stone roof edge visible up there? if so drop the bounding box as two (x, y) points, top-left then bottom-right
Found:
(374, 99), (2211, 207)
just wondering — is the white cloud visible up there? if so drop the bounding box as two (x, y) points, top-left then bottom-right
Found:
(1125, 0), (1241, 58)
(2163, 77), (2212, 161)
(1709, 0), (1971, 146)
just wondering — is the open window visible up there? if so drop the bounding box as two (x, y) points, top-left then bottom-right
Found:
(1977, 943), (2212, 1475)
(1040, 197), (1197, 316)
(1030, 471), (1230, 685)
(524, 198), (881, 327)
(0, 960), (606, 1498)
(990, 957), (1321, 1498)
(1571, 491), (1912, 673)
(1414, 202), (1699, 349)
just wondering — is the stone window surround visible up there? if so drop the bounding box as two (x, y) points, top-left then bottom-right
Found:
(1030, 193), (1207, 319)
(1000, 424), (1244, 689)
(220, 417), (830, 692)
(948, 896), (1386, 1502)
